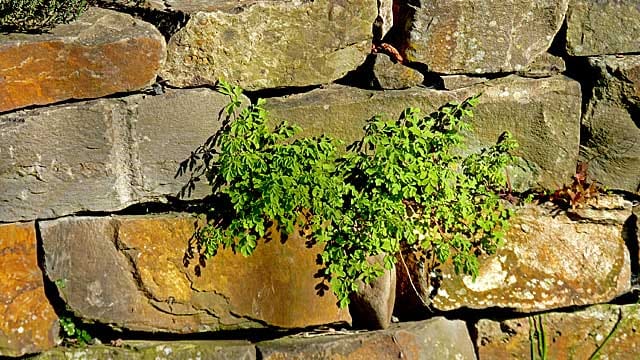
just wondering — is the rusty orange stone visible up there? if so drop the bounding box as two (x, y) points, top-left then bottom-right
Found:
(0, 7), (165, 113)
(0, 222), (59, 357)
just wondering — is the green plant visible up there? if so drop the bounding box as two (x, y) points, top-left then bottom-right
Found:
(185, 80), (517, 308)
(529, 315), (548, 360)
(0, 0), (88, 33)
(59, 316), (92, 346)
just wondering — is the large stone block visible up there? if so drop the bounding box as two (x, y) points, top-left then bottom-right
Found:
(0, 88), (230, 222)
(0, 7), (165, 113)
(0, 222), (59, 357)
(33, 340), (256, 360)
(257, 317), (476, 360)
(566, 0), (640, 56)
(39, 214), (350, 333)
(265, 75), (581, 190)
(396, 0), (568, 74)
(396, 196), (632, 315)
(580, 55), (640, 192)
(477, 304), (640, 360)
(160, 0), (377, 90)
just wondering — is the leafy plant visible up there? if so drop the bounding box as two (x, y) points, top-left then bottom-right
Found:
(547, 161), (601, 209)
(0, 0), (88, 33)
(529, 315), (548, 360)
(59, 316), (92, 346)
(185, 80), (517, 308)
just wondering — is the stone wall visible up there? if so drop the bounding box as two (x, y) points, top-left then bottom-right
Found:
(1, 1), (639, 358)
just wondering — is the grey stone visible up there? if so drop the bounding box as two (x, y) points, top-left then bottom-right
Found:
(397, 0), (568, 74)
(371, 53), (424, 89)
(396, 196), (632, 314)
(477, 304), (640, 359)
(580, 55), (640, 192)
(265, 75), (582, 190)
(518, 52), (567, 78)
(349, 254), (396, 330)
(0, 88), (231, 222)
(32, 340), (256, 360)
(441, 75), (489, 90)
(160, 0), (378, 90)
(566, 0), (640, 56)
(257, 317), (476, 360)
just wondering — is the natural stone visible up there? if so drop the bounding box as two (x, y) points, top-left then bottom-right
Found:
(440, 75), (489, 90)
(518, 52), (566, 79)
(0, 88), (232, 222)
(39, 214), (350, 333)
(160, 0), (377, 90)
(0, 7), (165, 113)
(265, 75), (581, 190)
(396, 196), (632, 314)
(0, 222), (59, 357)
(566, 0), (640, 56)
(257, 317), (476, 360)
(349, 255), (396, 330)
(371, 53), (424, 90)
(32, 340), (256, 360)
(477, 304), (640, 360)
(396, 0), (568, 74)
(580, 55), (640, 192)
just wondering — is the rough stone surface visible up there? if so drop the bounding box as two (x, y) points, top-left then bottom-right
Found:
(39, 214), (350, 333)
(440, 75), (489, 90)
(349, 255), (396, 330)
(266, 75), (581, 190)
(566, 0), (640, 56)
(0, 7), (165, 113)
(477, 304), (640, 360)
(397, 0), (568, 74)
(580, 55), (640, 192)
(257, 317), (476, 360)
(160, 0), (377, 90)
(371, 53), (424, 90)
(518, 52), (566, 79)
(0, 222), (59, 357)
(32, 340), (256, 360)
(0, 88), (231, 222)
(396, 196), (632, 314)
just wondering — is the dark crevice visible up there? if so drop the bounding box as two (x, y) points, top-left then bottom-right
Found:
(623, 211), (639, 286)
(92, 1), (189, 41)
(244, 84), (322, 103)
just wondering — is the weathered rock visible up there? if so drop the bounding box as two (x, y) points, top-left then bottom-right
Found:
(349, 255), (396, 330)
(0, 222), (59, 357)
(396, 196), (632, 314)
(580, 55), (640, 192)
(477, 304), (640, 360)
(371, 53), (424, 90)
(257, 317), (476, 360)
(0, 88), (231, 222)
(396, 0), (568, 74)
(0, 7), (165, 113)
(39, 214), (350, 333)
(160, 0), (377, 90)
(265, 75), (581, 190)
(566, 0), (640, 56)
(32, 340), (256, 360)
(376, 0), (393, 41)
(518, 52), (566, 79)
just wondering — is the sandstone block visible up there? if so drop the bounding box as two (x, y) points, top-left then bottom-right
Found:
(257, 317), (476, 360)
(39, 214), (350, 333)
(371, 53), (424, 90)
(265, 75), (581, 190)
(0, 88), (231, 222)
(396, 0), (568, 74)
(160, 0), (377, 90)
(0, 7), (165, 113)
(566, 0), (640, 56)
(396, 196), (632, 314)
(477, 304), (640, 360)
(0, 222), (59, 357)
(580, 55), (640, 192)
(349, 255), (396, 330)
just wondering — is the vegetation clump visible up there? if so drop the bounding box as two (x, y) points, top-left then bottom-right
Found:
(0, 0), (88, 33)
(180, 80), (518, 307)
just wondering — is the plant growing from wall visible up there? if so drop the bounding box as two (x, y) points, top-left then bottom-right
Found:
(0, 0), (88, 32)
(182, 80), (517, 308)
